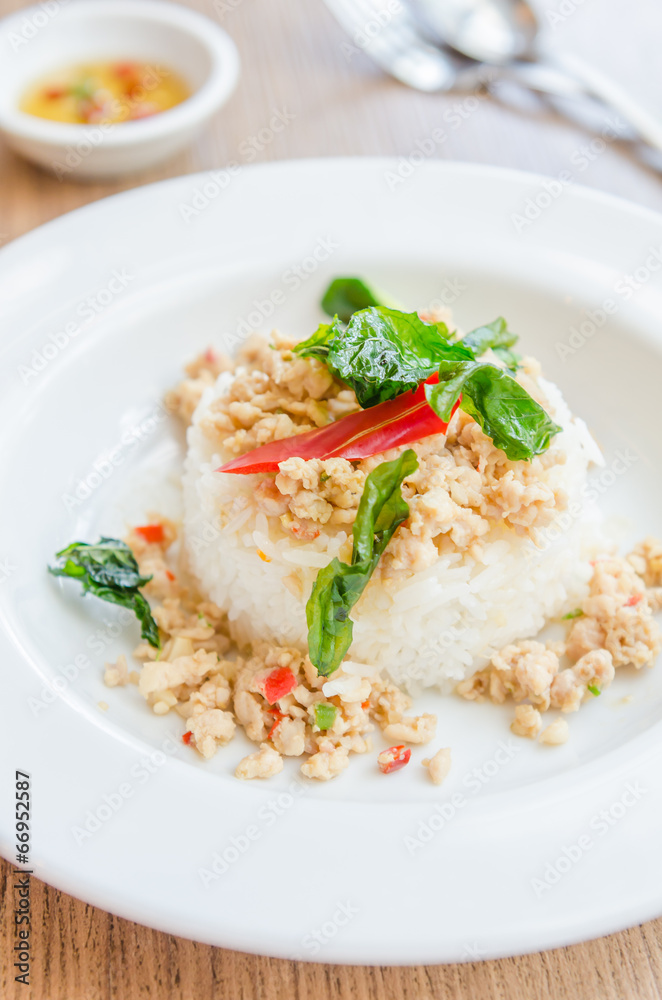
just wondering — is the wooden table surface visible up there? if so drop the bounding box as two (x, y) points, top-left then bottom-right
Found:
(2, 0), (662, 996)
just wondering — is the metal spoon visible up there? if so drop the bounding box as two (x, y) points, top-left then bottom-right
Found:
(323, 0), (588, 99)
(413, 0), (662, 152)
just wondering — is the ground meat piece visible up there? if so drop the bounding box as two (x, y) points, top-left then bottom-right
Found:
(567, 558), (661, 669)
(190, 709), (236, 759)
(292, 684), (317, 708)
(572, 648), (614, 687)
(647, 587), (662, 612)
(300, 744), (350, 781)
(322, 459), (366, 510)
(456, 670), (490, 701)
(138, 650), (219, 698)
(372, 681), (412, 724)
(165, 378), (211, 424)
(336, 733), (372, 754)
(271, 717), (306, 756)
(549, 670), (584, 713)
(233, 690), (269, 742)
(184, 347), (233, 381)
(604, 605), (660, 668)
(382, 713), (436, 744)
(104, 653), (129, 688)
(275, 457), (322, 494)
(422, 747), (452, 785)
(254, 479), (290, 517)
(628, 537), (662, 587)
(302, 362), (335, 400)
(539, 718), (569, 745)
(289, 490), (334, 524)
(235, 743), (283, 780)
(152, 598), (188, 634)
(407, 489), (488, 551)
(511, 704), (542, 738)
(566, 615), (606, 663)
(179, 675), (232, 717)
(489, 471), (557, 529)
(490, 641), (560, 709)
(382, 526), (440, 574)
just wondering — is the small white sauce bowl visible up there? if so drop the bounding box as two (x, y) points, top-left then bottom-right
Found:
(0, 0), (240, 180)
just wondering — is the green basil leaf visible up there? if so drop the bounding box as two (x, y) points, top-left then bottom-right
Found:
(49, 537), (160, 647)
(462, 317), (516, 354)
(462, 317), (520, 370)
(425, 360), (561, 461)
(321, 277), (399, 323)
(293, 316), (343, 361)
(325, 307), (470, 408)
(306, 449), (418, 676)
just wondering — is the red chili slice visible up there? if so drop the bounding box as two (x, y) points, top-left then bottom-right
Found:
(182, 731), (193, 745)
(256, 667), (298, 705)
(267, 710), (286, 740)
(135, 524), (165, 544)
(625, 594), (643, 607)
(378, 745), (411, 774)
(114, 62), (138, 78)
(217, 376), (460, 475)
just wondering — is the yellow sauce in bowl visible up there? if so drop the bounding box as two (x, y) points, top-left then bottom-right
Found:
(20, 62), (190, 125)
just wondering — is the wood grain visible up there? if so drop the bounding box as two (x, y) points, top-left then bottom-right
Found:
(2, 0), (662, 995)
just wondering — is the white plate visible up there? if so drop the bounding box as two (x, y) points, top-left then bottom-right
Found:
(2, 159), (662, 965)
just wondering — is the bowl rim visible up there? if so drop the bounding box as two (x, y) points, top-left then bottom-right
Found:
(0, 0), (240, 148)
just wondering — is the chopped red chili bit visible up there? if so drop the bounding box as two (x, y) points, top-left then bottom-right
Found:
(114, 62), (139, 78)
(378, 745), (411, 774)
(267, 710), (286, 740)
(44, 86), (66, 100)
(290, 523), (320, 540)
(165, 569), (176, 581)
(256, 667), (298, 705)
(217, 376), (460, 475)
(135, 523), (165, 544)
(361, 699), (370, 710)
(182, 731), (193, 745)
(625, 594), (643, 607)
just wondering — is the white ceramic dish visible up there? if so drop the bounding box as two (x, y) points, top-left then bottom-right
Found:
(1, 159), (662, 964)
(0, 0), (240, 179)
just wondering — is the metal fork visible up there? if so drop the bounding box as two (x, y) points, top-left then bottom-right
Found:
(323, 0), (589, 100)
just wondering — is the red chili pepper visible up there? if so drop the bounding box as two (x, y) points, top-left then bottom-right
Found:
(625, 594), (643, 607)
(165, 570), (176, 582)
(361, 699), (370, 710)
(217, 376), (460, 475)
(135, 523), (165, 544)
(182, 731), (193, 745)
(256, 667), (298, 705)
(44, 86), (66, 100)
(378, 745), (411, 774)
(114, 62), (139, 78)
(267, 709), (286, 739)
(289, 523), (320, 541)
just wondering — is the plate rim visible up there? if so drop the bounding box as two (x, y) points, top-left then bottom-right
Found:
(3, 156), (662, 964)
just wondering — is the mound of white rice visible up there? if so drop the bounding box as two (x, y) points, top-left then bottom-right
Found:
(183, 371), (607, 692)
